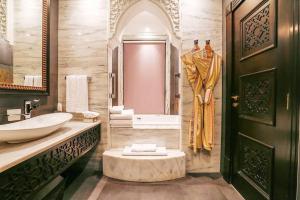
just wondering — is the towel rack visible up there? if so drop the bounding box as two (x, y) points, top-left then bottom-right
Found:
(64, 76), (92, 81)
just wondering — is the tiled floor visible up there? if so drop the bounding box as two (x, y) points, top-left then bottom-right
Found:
(64, 172), (244, 200)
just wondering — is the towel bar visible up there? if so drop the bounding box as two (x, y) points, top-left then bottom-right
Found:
(64, 76), (92, 81)
(23, 76), (42, 80)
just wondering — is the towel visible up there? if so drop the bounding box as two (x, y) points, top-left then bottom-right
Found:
(24, 75), (34, 86)
(122, 146), (168, 156)
(131, 144), (157, 152)
(110, 106), (124, 114)
(66, 75), (89, 113)
(110, 119), (133, 128)
(110, 124), (133, 128)
(82, 111), (99, 119)
(110, 109), (134, 120)
(33, 76), (42, 87)
(110, 120), (133, 125)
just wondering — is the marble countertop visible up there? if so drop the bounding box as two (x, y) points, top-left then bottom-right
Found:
(0, 120), (101, 173)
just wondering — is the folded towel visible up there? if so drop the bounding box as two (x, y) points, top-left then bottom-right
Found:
(66, 75), (89, 113)
(82, 111), (99, 119)
(131, 144), (157, 152)
(110, 124), (133, 128)
(110, 109), (134, 120)
(33, 75), (42, 87)
(122, 146), (167, 156)
(110, 120), (133, 125)
(110, 106), (124, 114)
(24, 75), (34, 86)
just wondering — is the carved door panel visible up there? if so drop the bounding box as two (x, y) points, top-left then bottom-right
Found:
(230, 0), (293, 199)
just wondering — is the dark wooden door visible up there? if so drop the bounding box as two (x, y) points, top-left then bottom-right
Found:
(228, 0), (294, 199)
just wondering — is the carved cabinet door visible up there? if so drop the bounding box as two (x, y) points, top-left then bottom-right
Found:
(229, 0), (294, 199)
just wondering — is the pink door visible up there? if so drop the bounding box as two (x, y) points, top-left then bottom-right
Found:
(123, 42), (165, 114)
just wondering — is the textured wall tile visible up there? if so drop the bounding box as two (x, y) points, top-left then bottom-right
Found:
(7, 0), (43, 85)
(110, 128), (180, 149)
(181, 0), (222, 173)
(58, 0), (108, 160)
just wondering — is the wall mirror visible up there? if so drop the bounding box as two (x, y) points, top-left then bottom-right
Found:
(0, 0), (49, 93)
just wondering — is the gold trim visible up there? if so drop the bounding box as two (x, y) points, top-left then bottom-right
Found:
(0, 0), (49, 92)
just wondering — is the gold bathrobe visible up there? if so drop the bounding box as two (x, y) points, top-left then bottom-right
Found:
(181, 50), (221, 152)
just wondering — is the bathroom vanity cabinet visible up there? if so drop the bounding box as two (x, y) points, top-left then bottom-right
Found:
(0, 122), (101, 200)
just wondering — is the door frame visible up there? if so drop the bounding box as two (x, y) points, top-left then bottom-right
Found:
(221, 0), (299, 199)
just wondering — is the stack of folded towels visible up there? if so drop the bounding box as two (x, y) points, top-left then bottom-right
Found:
(122, 144), (168, 156)
(110, 106), (134, 128)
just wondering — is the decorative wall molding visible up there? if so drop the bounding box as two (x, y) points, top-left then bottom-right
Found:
(109, 0), (180, 35)
(0, 0), (7, 39)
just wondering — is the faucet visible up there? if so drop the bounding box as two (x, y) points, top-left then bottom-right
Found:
(24, 99), (41, 119)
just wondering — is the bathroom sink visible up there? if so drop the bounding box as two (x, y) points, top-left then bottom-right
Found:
(0, 113), (73, 143)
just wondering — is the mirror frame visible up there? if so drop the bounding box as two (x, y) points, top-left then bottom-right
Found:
(0, 0), (50, 95)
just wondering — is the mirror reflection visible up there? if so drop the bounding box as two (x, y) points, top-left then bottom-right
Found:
(0, 0), (43, 87)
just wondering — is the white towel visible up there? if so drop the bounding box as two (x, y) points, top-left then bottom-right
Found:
(131, 144), (157, 152)
(33, 76), (42, 87)
(66, 75), (89, 113)
(122, 146), (167, 156)
(110, 109), (134, 120)
(110, 120), (133, 125)
(109, 106), (124, 114)
(24, 75), (34, 86)
(82, 111), (99, 119)
(110, 124), (133, 128)
(110, 119), (133, 128)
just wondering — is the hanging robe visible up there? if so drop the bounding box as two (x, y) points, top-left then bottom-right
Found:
(181, 50), (221, 152)
(181, 51), (204, 152)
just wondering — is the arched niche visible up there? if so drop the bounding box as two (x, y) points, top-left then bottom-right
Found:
(109, 0), (181, 48)
(108, 0), (181, 115)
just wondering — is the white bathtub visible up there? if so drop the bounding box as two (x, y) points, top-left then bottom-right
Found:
(133, 115), (181, 129)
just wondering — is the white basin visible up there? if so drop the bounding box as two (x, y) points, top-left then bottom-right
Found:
(0, 113), (73, 143)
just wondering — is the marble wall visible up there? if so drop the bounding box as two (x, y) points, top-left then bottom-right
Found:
(12, 0), (43, 85)
(0, 0), (58, 124)
(58, 0), (108, 169)
(58, 0), (223, 173)
(0, 0), (43, 85)
(181, 0), (223, 173)
(110, 128), (180, 149)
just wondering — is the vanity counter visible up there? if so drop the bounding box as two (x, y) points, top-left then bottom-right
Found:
(0, 120), (101, 173)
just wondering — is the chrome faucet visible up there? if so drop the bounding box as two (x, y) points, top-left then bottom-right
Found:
(24, 99), (40, 119)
